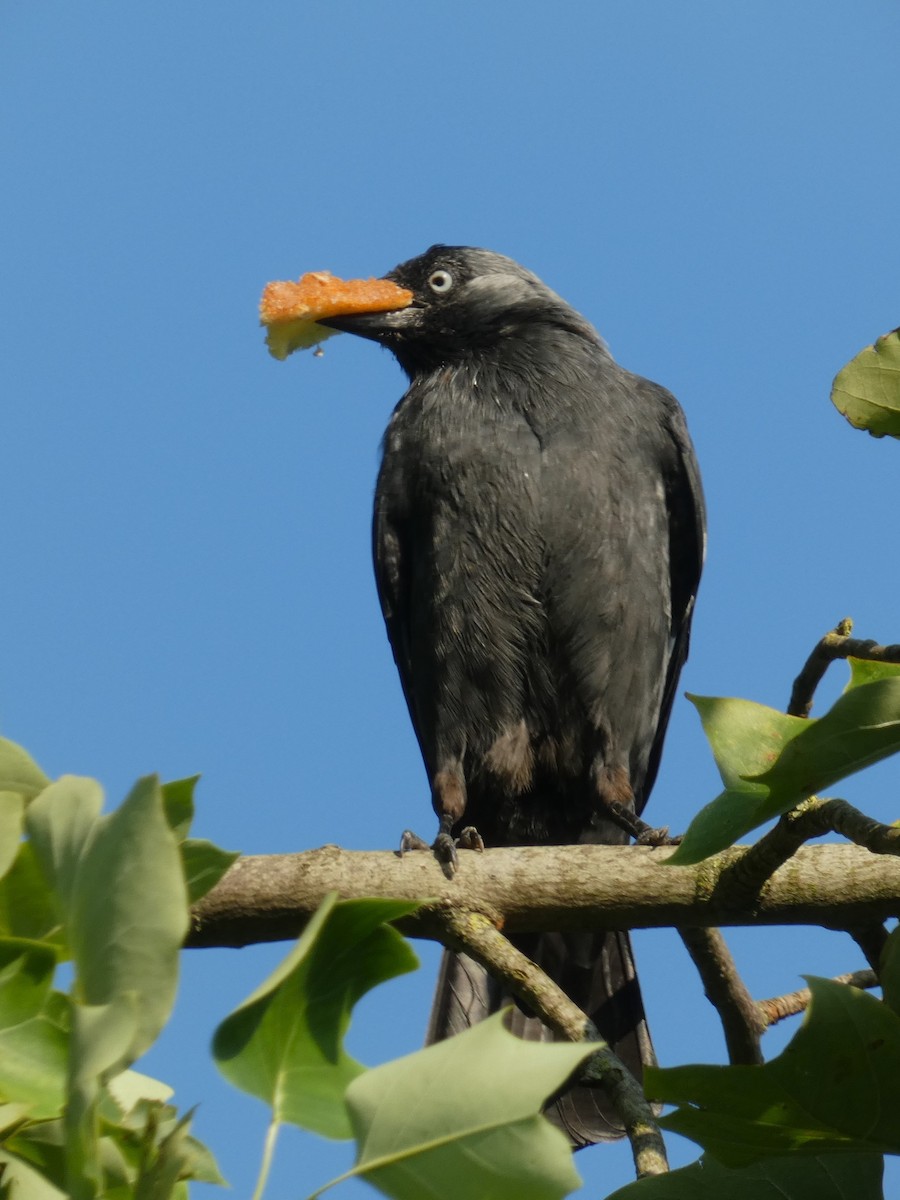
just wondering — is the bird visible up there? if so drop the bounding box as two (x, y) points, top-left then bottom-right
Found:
(319, 245), (706, 1147)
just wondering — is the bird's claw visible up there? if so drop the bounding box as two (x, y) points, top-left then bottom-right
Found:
(457, 826), (485, 852)
(398, 825), (484, 876)
(399, 829), (431, 853)
(635, 824), (679, 847)
(433, 831), (459, 872)
(601, 799), (681, 847)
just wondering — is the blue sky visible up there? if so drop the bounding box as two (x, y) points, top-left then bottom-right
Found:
(3, 4), (900, 1196)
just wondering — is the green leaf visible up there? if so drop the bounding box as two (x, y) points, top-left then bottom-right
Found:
(103, 1069), (173, 1118)
(26, 777), (105, 915)
(67, 776), (189, 1062)
(89, 1097), (225, 1193)
(131, 1108), (198, 1200)
(68, 1001), (139, 1108)
(66, 997), (140, 1200)
(0, 738), (50, 800)
(3, 1113), (143, 1199)
(158, 776), (238, 901)
(0, 843), (64, 944)
(112, 1100), (226, 1188)
(180, 839), (238, 905)
(177, 1134), (225, 1187)
(0, 939), (68, 1118)
(607, 1152), (883, 1199)
(689, 695), (809, 789)
(333, 1012), (591, 1200)
(0, 939), (59, 1028)
(846, 656), (900, 689)
(0, 1100), (31, 1135)
(831, 328), (900, 439)
(673, 681), (900, 863)
(750, 678), (900, 801)
(647, 977), (900, 1165)
(666, 786), (769, 865)
(0, 1144), (67, 1199)
(214, 894), (419, 1140)
(160, 777), (198, 842)
(668, 697), (806, 863)
(1, 1117), (67, 1196)
(0, 792), (25, 881)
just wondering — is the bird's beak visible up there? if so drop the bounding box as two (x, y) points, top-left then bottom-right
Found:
(317, 305), (422, 338)
(260, 271), (414, 360)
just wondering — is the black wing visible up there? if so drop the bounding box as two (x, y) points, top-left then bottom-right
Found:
(638, 380), (706, 807)
(533, 364), (705, 816)
(372, 444), (425, 759)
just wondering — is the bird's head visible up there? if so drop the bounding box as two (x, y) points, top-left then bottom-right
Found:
(319, 246), (602, 376)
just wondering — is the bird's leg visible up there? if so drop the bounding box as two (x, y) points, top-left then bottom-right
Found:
(603, 799), (677, 846)
(398, 767), (483, 874)
(432, 811), (462, 870)
(594, 763), (676, 846)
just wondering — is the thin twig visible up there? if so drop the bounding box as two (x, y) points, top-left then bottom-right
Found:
(427, 906), (591, 1042)
(757, 969), (878, 1027)
(427, 905), (668, 1179)
(678, 927), (764, 1064)
(788, 617), (900, 717)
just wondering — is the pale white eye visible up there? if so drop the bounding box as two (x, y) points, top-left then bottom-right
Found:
(428, 269), (454, 294)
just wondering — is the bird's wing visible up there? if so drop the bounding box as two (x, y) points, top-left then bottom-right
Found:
(372, 466), (426, 757)
(639, 379), (707, 806)
(534, 368), (705, 814)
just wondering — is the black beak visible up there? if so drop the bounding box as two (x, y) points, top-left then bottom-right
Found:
(319, 305), (424, 341)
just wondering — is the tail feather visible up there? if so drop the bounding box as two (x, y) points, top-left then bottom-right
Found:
(426, 930), (654, 1148)
(425, 949), (496, 1041)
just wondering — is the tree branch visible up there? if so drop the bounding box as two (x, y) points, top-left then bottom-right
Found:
(187, 842), (900, 949)
(678, 927), (765, 1064)
(788, 617), (900, 717)
(707, 797), (900, 914)
(756, 969), (878, 1027)
(430, 906), (668, 1178)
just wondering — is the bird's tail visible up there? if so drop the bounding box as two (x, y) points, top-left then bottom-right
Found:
(426, 930), (654, 1147)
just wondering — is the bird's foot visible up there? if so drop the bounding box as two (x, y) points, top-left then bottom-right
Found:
(603, 800), (681, 847)
(399, 830), (431, 853)
(635, 823), (681, 847)
(399, 825), (484, 877)
(457, 825), (485, 851)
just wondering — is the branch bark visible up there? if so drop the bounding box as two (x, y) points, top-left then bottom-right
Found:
(431, 907), (668, 1178)
(678, 927), (765, 1064)
(788, 617), (900, 717)
(757, 969), (878, 1027)
(187, 842), (900, 949)
(708, 797), (900, 913)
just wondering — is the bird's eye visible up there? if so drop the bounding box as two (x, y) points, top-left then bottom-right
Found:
(427, 269), (454, 294)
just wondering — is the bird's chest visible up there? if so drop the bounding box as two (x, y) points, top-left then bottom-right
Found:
(380, 383), (546, 636)
(385, 385), (540, 546)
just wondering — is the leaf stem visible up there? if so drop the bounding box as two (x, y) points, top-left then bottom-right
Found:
(305, 1165), (357, 1200)
(252, 1117), (281, 1200)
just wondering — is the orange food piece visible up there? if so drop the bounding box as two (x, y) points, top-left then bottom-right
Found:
(260, 271), (413, 327)
(260, 271), (414, 359)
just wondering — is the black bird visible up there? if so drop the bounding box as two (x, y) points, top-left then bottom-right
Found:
(321, 246), (705, 1146)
